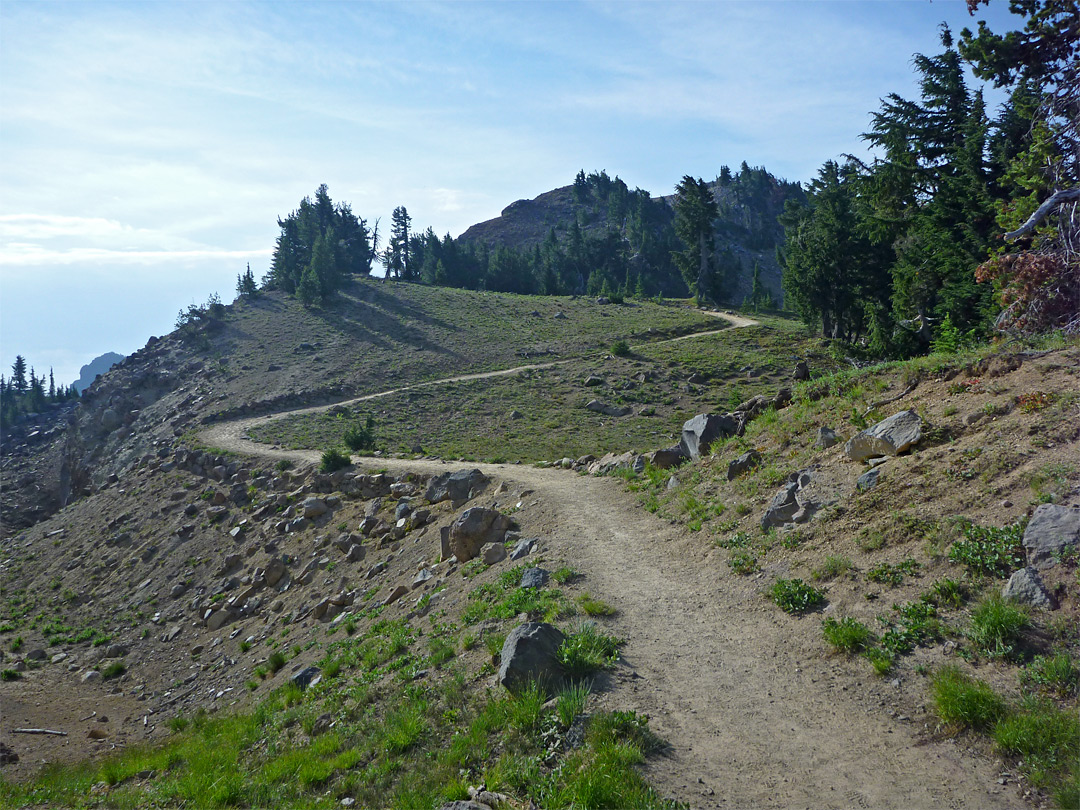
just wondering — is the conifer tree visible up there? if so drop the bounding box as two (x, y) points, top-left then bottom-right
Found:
(10, 355), (27, 393)
(672, 176), (720, 305)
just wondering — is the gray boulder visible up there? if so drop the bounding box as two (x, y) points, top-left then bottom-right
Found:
(680, 413), (738, 460)
(586, 399), (631, 417)
(290, 666), (321, 690)
(727, 450), (761, 481)
(520, 567), (549, 589)
(583, 375), (604, 387)
(815, 426), (841, 449)
(498, 622), (566, 695)
(301, 498), (329, 519)
(425, 469), (488, 505)
(448, 507), (512, 563)
(856, 468), (881, 492)
(649, 445), (688, 470)
(1022, 504), (1080, 569)
(481, 542), (507, 565)
(761, 482), (800, 530)
(844, 410), (923, 462)
(1002, 567), (1056, 609)
(510, 538), (537, 560)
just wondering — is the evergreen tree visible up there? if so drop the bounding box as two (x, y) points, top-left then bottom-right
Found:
(385, 206), (412, 279)
(48, 368), (55, 400)
(11, 355), (27, 393)
(236, 263), (259, 298)
(296, 263), (322, 307)
(672, 176), (720, 305)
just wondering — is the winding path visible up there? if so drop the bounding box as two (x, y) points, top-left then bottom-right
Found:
(200, 313), (1020, 809)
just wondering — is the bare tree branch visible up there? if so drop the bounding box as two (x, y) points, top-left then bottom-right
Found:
(1005, 188), (1080, 241)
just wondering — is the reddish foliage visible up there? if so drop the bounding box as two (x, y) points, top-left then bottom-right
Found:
(976, 251), (1080, 333)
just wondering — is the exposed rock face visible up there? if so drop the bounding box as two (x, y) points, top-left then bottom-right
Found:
(844, 410), (923, 462)
(761, 470), (826, 530)
(815, 426), (841, 449)
(498, 622), (566, 695)
(425, 469), (488, 505)
(727, 450), (761, 481)
(1002, 567), (1056, 609)
(448, 507), (512, 562)
(586, 399), (631, 417)
(649, 446), (688, 470)
(1022, 504), (1080, 569)
(761, 482), (800, 530)
(679, 413), (738, 460)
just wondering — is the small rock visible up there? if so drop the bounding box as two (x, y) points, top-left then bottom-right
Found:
(290, 666), (322, 690)
(1002, 567), (1056, 609)
(81, 670), (103, 684)
(856, 468), (881, 492)
(509, 538), (536, 560)
(481, 542), (507, 565)
(520, 567), (549, 589)
(726, 450), (761, 481)
(1022, 504), (1080, 569)
(382, 585), (409, 606)
(815, 426), (841, 449)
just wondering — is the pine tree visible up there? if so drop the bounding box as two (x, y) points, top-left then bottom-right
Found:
(296, 263), (322, 307)
(48, 368), (55, 400)
(11, 355), (27, 393)
(672, 176), (720, 305)
(236, 263), (259, 298)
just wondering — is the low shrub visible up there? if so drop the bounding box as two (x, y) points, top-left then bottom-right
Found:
(768, 579), (826, 614)
(968, 594), (1030, 659)
(822, 617), (875, 654)
(931, 665), (1008, 731)
(728, 551), (759, 575)
(948, 520), (1025, 579)
(319, 448), (351, 473)
(611, 340), (631, 357)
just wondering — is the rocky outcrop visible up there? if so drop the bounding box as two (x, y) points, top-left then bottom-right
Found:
(425, 469), (488, 505)
(498, 622), (566, 695)
(727, 450), (761, 481)
(844, 410), (923, 462)
(680, 413), (738, 460)
(1022, 504), (1080, 569)
(586, 399), (631, 417)
(448, 507), (512, 562)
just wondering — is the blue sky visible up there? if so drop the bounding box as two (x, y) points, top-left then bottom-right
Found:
(0, 0), (1018, 386)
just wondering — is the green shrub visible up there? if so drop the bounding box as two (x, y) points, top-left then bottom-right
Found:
(1022, 653), (1079, 698)
(994, 700), (1079, 788)
(101, 660), (126, 680)
(1, 669), (22, 681)
(880, 600), (943, 656)
(968, 594), (1030, 659)
(728, 551), (759, 575)
(922, 578), (969, 609)
(611, 339), (631, 357)
(862, 648), (894, 676)
(812, 555), (854, 581)
(343, 416), (377, 452)
(948, 520), (1025, 578)
(557, 623), (623, 679)
(319, 448), (351, 473)
(267, 651), (286, 673)
(577, 593), (616, 616)
(552, 567), (579, 584)
(275, 459), (292, 472)
(768, 579), (826, 614)
(822, 617), (875, 654)
(931, 665), (1008, 731)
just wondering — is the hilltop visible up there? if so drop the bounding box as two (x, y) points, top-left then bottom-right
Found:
(0, 278), (1077, 809)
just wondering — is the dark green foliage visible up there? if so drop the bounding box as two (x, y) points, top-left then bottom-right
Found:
(557, 624), (623, 679)
(1, 355), (79, 430)
(266, 184), (374, 299)
(673, 175), (721, 304)
(267, 651), (286, 673)
(968, 594), (1030, 659)
(822, 617), (875, 654)
(318, 448), (351, 473)
(768, 579), (826, 614)
(932, 665), (1008, 730)
(948, 520), (1025, 578)
(610, 339), (630, 357)
(343, 416), (377, 452)
(235, 263), (259, 299)
(879, 600), (943, 655)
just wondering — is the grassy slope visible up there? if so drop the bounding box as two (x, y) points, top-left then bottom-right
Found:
(199, 278), (724, 416)
(250, 315), (837, 462)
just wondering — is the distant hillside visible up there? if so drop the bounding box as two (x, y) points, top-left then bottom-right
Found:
(72, 351), (124, 393)
(452, 166), (804, 305)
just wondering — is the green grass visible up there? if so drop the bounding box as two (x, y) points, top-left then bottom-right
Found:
(1022, 653), (1079, 698)
(767, 579), (826, 614)
(967, 594), (1030, 659)
(931, 665), (1008, 731)
(822, 617), (875, 654)
(555, 680), (591, 729)
(462, 565), (575, 626)
(576, 593), (616, 616)
(812, 555), (855, 582)
(557, 623), (623, 680)
(994, 699), (1080, 788)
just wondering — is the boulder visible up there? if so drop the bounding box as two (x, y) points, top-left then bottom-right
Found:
(844, 410), (923, 462)
(290, 666), (321, 690)
(649, 446), (688, 470)
(815, 426), (841, 449)
(498, 622), (566, 695)
(583, 375), (604, 387)
(587, 452), (645, 475)
(301, 498), (329, 519)
(793, 361), (810, 381)
(726, 450), (761, 481)
(520, 567), (549, 589)
(264, 558), (286, 587)
(1022, 504), (1080, 569)
(586, 399), (631, 417)
(382, 585), (409, 606)
(856, 468), (881, 492)
(425, 469), (488, 505)
(679, 413), (738, 460)
(1002, 567), (1056, 609)
(510, 538), (536, 560)
(761, 482), (800, 530)
(449, 508), (511, 562)
(481, 542), (507, 565)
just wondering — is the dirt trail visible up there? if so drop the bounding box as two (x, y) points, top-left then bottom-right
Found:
(200, 310), (1021, 809)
